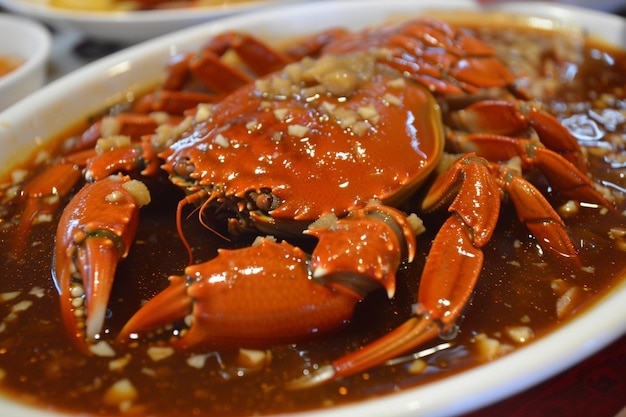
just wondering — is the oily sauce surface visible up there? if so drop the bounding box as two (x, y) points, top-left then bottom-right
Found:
(1, 21), (626, 417)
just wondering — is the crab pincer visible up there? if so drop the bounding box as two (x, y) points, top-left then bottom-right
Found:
(53, 175), (150, 351)
(118, 205), (417, 350)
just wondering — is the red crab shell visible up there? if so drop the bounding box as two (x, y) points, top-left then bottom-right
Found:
(156, 52), (445, 230)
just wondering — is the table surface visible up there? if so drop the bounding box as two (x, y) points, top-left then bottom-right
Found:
(465, 332), (626, 416)
(2, 2), (626, 417)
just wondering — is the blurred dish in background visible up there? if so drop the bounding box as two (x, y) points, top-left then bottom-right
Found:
(0, 0), (300, 42)
(0, 13), (51, 111)
(0, 55), (25, 78)
(477, 0), (624, 12)
(46, 0), (272, 12)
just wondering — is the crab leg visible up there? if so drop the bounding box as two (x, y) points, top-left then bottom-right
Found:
(162, 32), (293, 94)
(75, 113), (170, 152)
(501, 169), (581, 266)
(54, 175), (150, 350)
(12, 162), (83, 257)
(291, 152), (586, 388)
(302, 213), (487, 388)
(450, 100), (588, 171)
(132, 90), (220, 115)
(12, 147), (104, 255)
(13, 137), (150, 258)
(448, 132), (613, 208)
(289, 156), (499, 388)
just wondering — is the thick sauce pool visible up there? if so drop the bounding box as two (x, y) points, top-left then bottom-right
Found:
(0, 18), (626, 417)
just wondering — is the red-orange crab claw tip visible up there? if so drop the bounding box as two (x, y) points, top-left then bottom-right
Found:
(73, 237), (120, 344)
(53, 176), (149, 349)
(305, 205), (417, 300)
(287, 315), (441, 389)
(286, 364), (336, 390)
(118, 275), (192, 342)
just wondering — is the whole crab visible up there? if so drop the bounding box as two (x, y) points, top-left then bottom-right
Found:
(14, 17), (613, 388)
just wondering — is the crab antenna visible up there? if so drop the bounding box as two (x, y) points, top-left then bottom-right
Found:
(197, 197), (232, 243)
(176, 190), (209, 264)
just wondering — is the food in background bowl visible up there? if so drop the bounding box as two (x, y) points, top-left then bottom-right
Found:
(0, 14), (51, 111)
(0, 55), (25, 78)
(48, 0), (262, 11)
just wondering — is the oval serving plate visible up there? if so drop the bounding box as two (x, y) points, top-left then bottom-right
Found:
(0, 1), (625, 416)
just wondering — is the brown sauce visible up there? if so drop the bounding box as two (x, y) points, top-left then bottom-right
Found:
(0, 18), (626, 417)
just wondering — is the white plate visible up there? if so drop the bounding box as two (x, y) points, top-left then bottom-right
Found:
(0, 1), (625, 416)
(0, 0), (303, 42)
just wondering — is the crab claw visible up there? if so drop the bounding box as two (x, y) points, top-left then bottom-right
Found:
(305, 205), (418, 300)
(288, 158), (507, 389)
(53, 175), (150, 351)
(119, 238), (361, 348)
(119, 205), (418, 350)
(118, 274), (192, 342)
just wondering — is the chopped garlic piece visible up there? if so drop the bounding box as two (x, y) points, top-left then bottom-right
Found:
(194, 103), (213, 122)
(408, 359), (427, 374)
(99, 116), (122, 138)
(407, 213), (425, 236)
(122, 180), (151, 207)
(351, 121), (371, 137)
(288, 124), (310, 138)
(237, 348), (271, 370)
(28, 286), (45, 298)
(11, 169), (28, 185)
(558, 200), (579, 218)
(319, 101), (337, 114)
(102, 378), (138, 407)
(11, 300), (32, 313)
(96, 134), (131, 154)
(89, 341), (116, 357)
(109, 354), (132, 372)
(0, 291), (20, 303)
(147, 346), (175, 362)
(387, 77), (407, 89)
(474, 333), (500, 361)
(245, 119), (259, 131)
(382, 93), (402, 106)
(187, 353), (211, 369)
(357, 103), (380, 124)
(214, 133), (230, 148)
(105, 190), (126, 204)
(505, 326), (534, 343)
(273, 108), (289, 121)
(308, 213), (338, 230)
(556, 286), (582, 319)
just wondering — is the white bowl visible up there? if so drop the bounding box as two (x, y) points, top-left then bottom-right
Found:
(0, 13), (51, 111)
(0, 1), (625, 416)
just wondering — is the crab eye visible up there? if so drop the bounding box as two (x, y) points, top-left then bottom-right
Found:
(173, 157), (195, 178)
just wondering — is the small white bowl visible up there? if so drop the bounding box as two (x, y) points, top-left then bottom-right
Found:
(0, 13), (51, 111)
